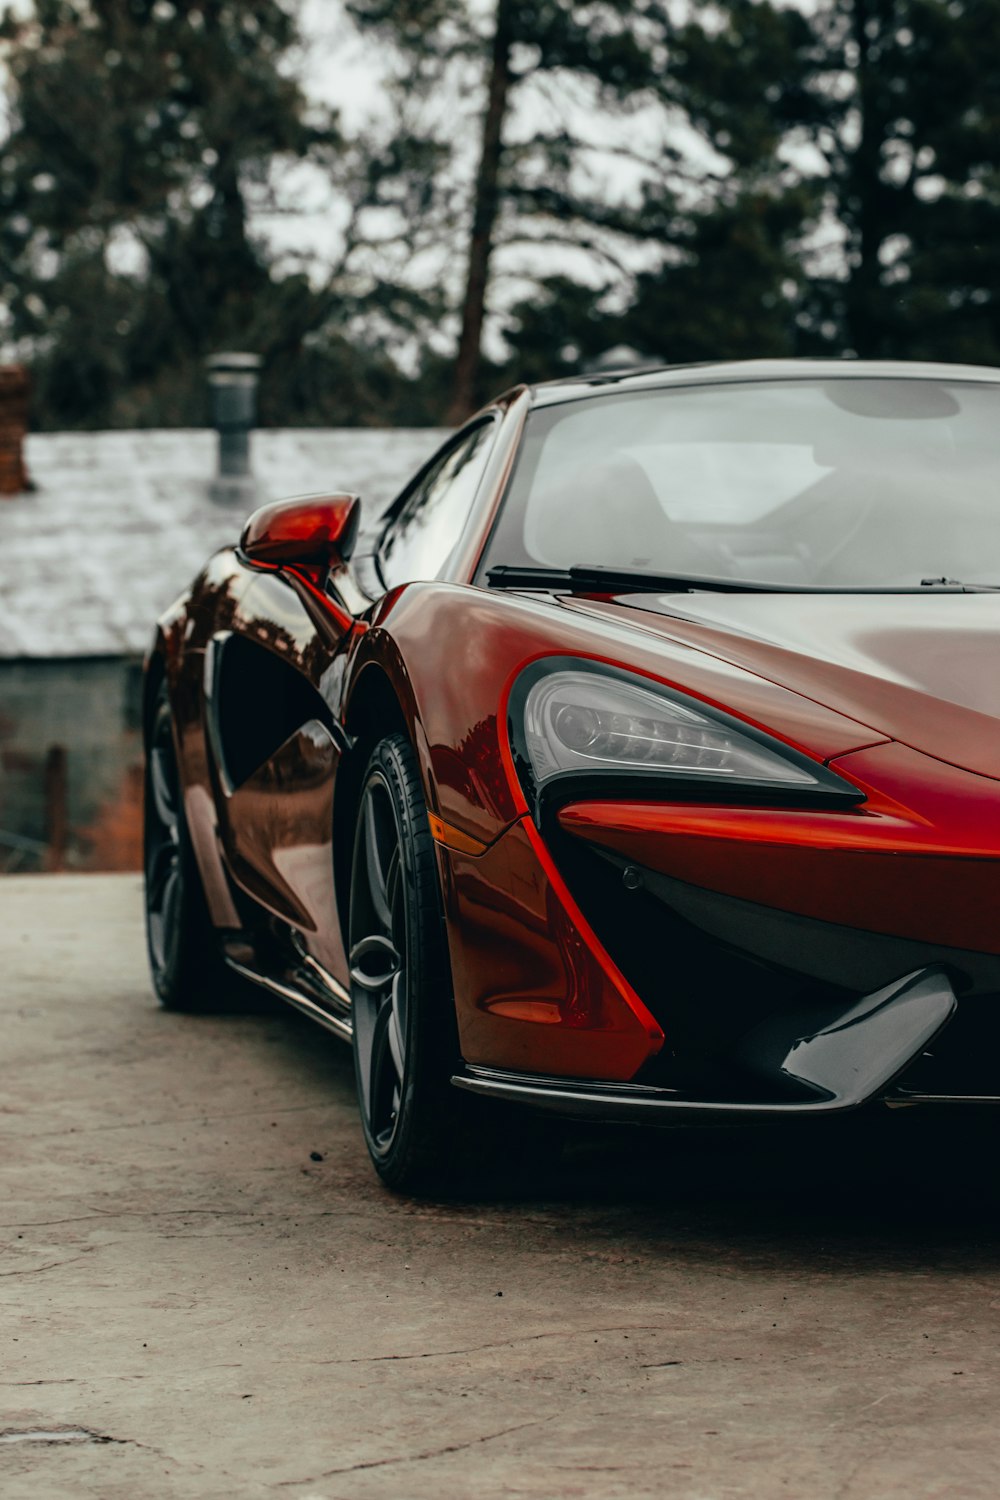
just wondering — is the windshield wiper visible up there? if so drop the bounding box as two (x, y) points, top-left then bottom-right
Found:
(487, 564), (791, 594)
(486, 565), (1000, 595)
(918, 576), (1000, 590)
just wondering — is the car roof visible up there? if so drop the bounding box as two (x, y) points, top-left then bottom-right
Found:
(526, 357), (1000, 409)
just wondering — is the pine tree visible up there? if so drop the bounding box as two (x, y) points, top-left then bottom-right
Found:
(348, 0), (674, 420)
(668, 0), (1000, 361)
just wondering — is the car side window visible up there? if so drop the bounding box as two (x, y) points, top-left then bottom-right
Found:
(379, 420), (497, 587)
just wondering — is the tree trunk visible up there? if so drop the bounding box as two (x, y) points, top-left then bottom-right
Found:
(446, 0), (515, 425)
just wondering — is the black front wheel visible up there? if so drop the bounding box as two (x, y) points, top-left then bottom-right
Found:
(348, 733), (464, 1192)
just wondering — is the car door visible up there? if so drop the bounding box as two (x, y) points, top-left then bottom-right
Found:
(207, 559), (357, 983)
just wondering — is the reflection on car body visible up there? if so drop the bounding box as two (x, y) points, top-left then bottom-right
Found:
(144, 360), (1000, 1191)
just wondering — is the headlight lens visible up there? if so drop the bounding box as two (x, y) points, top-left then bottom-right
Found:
(520, 668), (824, 790)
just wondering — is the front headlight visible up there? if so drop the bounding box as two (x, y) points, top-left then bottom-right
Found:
(509, 660), (864, 814)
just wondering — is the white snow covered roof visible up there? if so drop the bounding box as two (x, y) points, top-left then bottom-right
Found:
(0, 427), (447, 658)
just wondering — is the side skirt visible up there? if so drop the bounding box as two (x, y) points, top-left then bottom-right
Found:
(223, 950), (353, 1044)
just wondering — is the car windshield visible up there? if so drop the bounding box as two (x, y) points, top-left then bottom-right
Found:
(481, 378), (1000, 589)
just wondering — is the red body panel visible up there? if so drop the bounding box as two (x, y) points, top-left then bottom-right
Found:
(156, 551), (1000, 1083)
(365, 583), (888, 845)
(156, 552), (355, 960)
(440, 817), (663, 1080)
(150, 364), (1000, 1094)
(157, 544), (1000, 1081)
(559, 741), (1000, 956)
(226, 720), (339, 936)
(580, 592), (1000, 781)
(240, 493), (360, 567)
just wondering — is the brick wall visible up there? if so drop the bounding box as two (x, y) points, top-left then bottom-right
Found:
(0, 658), (144, 872)
(0, 366), (30, 497)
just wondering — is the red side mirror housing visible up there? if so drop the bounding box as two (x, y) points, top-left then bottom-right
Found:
(240, 493), (362, 568)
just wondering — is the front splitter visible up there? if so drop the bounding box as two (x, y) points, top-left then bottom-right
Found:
(453, 966), (959, 1121)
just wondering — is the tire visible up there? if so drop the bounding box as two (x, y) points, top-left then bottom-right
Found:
(348, 733), (464, 1192)
(143, 681), (240, 1012)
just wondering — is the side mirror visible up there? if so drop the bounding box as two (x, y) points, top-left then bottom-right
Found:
(240, 492), (362, 568)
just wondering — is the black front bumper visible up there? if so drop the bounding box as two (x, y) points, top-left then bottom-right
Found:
(454, 965), (959, 1121)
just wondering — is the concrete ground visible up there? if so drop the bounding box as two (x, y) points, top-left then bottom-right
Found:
(3, 876), (1000, 1500)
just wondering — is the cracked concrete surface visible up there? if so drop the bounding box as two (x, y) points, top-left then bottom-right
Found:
(3, 874), (1000, 1499)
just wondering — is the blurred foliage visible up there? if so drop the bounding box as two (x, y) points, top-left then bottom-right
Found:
(1, 0), (322, 424)
(1, 0), (1000, 430)
(665, 0), (1000, 361)
(0, 0), (450, 426)
(508, 0), (1000, 372)
(502, 189), (813, 378)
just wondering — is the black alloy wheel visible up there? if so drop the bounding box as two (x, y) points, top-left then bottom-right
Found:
(348, 733), (462, 1191)
(144, 682), (236, 1011)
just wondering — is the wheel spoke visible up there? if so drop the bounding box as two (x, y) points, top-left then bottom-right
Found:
(161, 864), (182, 940)
(369, 999), (392, 1093)
(146, 909), (165, 971)
(349, 934), (401, 993)
(388, 971), (406, 1079)
(352, 993), (377, 1120)
(146, 836), (177, 910)
(149, 746), (177, 832)
(385, 845), (401, 920)
(363, 792), (394, 929)
(144, 700), (184, 990)
(368, 999), (401, 1146)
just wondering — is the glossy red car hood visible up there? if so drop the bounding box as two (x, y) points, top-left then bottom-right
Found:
(559, 591), (1000, 781)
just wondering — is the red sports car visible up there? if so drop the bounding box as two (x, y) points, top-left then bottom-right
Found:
(144, 359), (1000, 1190)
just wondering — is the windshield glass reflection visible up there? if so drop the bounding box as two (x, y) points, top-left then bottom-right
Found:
(486, 379), (1000, 588)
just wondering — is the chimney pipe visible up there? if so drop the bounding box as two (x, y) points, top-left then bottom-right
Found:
(205, 352), (261, 505)
(0, 365), (31, 497)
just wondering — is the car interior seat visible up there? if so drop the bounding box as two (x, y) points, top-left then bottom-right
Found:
(526, 452), (715, 573)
